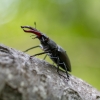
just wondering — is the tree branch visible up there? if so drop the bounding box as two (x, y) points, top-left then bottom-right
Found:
(0, 44), (100, 100)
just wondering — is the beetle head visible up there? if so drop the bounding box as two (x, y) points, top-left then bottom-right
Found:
(21, 26), (49, 43)
(21, 26), (42, 38)
(40, 34), (49, 44)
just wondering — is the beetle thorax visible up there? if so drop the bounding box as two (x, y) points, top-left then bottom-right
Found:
(40, 38), (58, 52)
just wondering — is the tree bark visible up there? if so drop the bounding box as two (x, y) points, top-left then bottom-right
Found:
(0, 44), (100, 100)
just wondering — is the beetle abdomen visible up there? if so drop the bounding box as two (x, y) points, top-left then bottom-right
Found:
(57, 45), (71, 72)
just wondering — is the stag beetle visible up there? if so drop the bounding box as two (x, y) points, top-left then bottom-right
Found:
(21, 26), (71, 79)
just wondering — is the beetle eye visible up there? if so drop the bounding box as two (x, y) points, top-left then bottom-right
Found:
(42, 35), (49, 42)
(44, 38), (49, 42)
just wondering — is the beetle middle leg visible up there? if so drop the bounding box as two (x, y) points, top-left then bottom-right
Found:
(30, 51), (49, 57)
(50, 56), (62, 75)
(24, 45), (40, 52)
(43, 54), (47, 60)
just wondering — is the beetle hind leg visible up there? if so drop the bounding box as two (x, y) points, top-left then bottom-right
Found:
(57, 62), (69, 80)
(51, 56), (69, 80)
(63, 63), (69, 79)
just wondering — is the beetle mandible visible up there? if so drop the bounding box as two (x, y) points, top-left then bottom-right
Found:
(21, 26), (71, 79)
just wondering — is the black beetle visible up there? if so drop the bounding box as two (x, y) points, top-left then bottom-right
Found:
(21, 26), (71, 79)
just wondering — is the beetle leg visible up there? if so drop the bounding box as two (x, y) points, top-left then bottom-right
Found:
(31, 51), (49, 57)
(50, 56), (66, 78)
(50, 56), (69, 79)
(57, 61), (69, 79)
(63, 63), (69, 79)
(56, 57), (66, 78)
(56, 57), (60, 74)
(43, 54), (47, 60)
(50, 56), (57, 65)
(50, 56), (60, 72)
(57, 61), (69, 80)
(24, 45), (40, 52)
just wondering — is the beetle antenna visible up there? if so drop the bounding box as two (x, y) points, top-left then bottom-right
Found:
(30, 22), (36, 38)
(34, 22), (36, 29)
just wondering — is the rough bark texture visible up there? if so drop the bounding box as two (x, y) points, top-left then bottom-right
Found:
(0, 44), (100, 100)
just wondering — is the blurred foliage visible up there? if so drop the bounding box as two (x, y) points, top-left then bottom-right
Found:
(0, 0), (100, 90)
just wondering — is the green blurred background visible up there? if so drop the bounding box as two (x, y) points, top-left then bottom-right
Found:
(0, 0), (100, 90)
